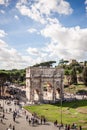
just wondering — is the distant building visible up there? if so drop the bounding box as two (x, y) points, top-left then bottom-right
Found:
(26, 66), (64, 103)
(69, 59), (77, 64)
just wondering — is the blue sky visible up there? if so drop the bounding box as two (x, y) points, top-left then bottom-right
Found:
(0, 0), (87, 69)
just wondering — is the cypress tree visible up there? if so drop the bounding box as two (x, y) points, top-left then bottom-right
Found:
(70, 67), (77, 85)
(83, 66), (87, 86)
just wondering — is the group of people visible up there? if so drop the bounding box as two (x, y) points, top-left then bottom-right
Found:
(0, 99), (83, 130)
(25, 113), (47, 126)
(6, 124), (15, 130)
(54, 120), (82, 130)
(0, 99), (17, 130)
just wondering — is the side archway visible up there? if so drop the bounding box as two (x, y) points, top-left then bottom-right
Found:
(34, 89), (40, 101)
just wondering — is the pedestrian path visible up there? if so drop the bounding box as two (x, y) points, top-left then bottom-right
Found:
(0, 99), (63, 130)
(0, 99), (82, 130)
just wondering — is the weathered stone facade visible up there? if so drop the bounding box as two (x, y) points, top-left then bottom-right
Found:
(26, 67), (64, 103)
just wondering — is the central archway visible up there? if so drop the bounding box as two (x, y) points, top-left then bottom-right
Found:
(42, 82), (53, 100)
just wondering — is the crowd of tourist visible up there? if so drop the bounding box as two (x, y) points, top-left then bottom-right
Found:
(25, 113), (47, 126)
(0, 98), (83, 130)
(54, 120), (82, 130)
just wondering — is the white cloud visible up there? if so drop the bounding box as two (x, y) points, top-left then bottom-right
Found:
(0, 39), (8, 47)
(41, 21), (87, 61)
(0, 0), (10, 6)
(18, 0), (28, 4)
(14, 15), (19, 20)
(0, 45), (28, 69)
(57, 0), (73, 15)
(0, 0), (5, 4)
(86, 6), (87, 12)
(35, 0), (73, 16)
(0, 29), (7, 37)
(85, 0), (87, 13)
(22, 55), (45, 67)
(26, 46), (57, 65)
(0, 10), (5, 14)
(1, 0), (87, 69)
(27, 47), (39, 55)
(16, 0), (73, 24)
(27, 28), (37, 33)
(85, 0), (87, 4)
(0, 32), (49, 69)
(0, 39), (32, 69)
(2, 22), (87, 70)
(16, 4), (46, 24)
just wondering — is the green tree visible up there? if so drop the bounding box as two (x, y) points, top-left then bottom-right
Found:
(84, 61), (87, 66)
(0, 72), (8, 96)
(64, 69), (70, 75)
(59, 59), (64, 65)
(70, 67), (77, 85)
(33, 61), (56, 67)
(83, 66), (87, 86)
(58, 59), (69, 69)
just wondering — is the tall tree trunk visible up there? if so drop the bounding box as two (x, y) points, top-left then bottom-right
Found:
(0, 86), (1, 97)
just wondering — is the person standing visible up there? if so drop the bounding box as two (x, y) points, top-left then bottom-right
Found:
(43, 117), (46, 124)
(13, 125), (15, 130)
(26, 115), (28, 121)
(0, 118), (3, 123)
(2, 113), (5, 119)
(40, 117), (43, 124)
(79, 125), (82, 130)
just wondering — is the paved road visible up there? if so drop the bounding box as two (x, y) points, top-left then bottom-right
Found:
(0, 99), (64, 130)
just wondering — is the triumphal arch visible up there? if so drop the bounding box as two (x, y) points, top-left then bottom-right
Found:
(26, 67), (64, 103)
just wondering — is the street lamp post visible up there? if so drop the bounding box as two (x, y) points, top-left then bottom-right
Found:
(53, 74), (55, 102)
(3, 97), (4, 114)
(60, 73), (63, 125)
(60, 96), (62, 124)
(53, 71), (56, 102)
(2, 85), (5, 114)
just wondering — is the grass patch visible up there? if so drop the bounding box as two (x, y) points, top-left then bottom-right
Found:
(24, 100), (87, 130)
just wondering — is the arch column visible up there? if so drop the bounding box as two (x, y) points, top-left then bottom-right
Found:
(39, 76), (43, 102)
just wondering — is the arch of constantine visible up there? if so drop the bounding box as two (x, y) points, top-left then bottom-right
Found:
(26, 67), (64, 103)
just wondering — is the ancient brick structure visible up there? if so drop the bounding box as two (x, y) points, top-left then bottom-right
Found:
(26, 67), (64, 103)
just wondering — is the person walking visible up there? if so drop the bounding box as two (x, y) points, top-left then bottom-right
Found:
(26, 115), (28, 121)
(2, 113), (5, 119)
(9, 124), (12, 128)
(13, 125), (15, 130)
(65, 124), (68, 130)
(54, 120), (58, 126)
(43, 117), (46, 124)
(0, 118), (3, 123)
(40, 117), (43, 124)
(79, 125), (82, 130)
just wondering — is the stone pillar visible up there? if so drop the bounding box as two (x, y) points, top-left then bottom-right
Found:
(60, 74), (64, 99)
(26, 78), (31, 101)
(52, 77), (56, 102)
(39, 76), (43, 102)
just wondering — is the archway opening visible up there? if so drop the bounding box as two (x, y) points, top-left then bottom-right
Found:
(42, 82), (53, 100)
(34, 89), (39, 101)
(56, 88), (60, 99)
